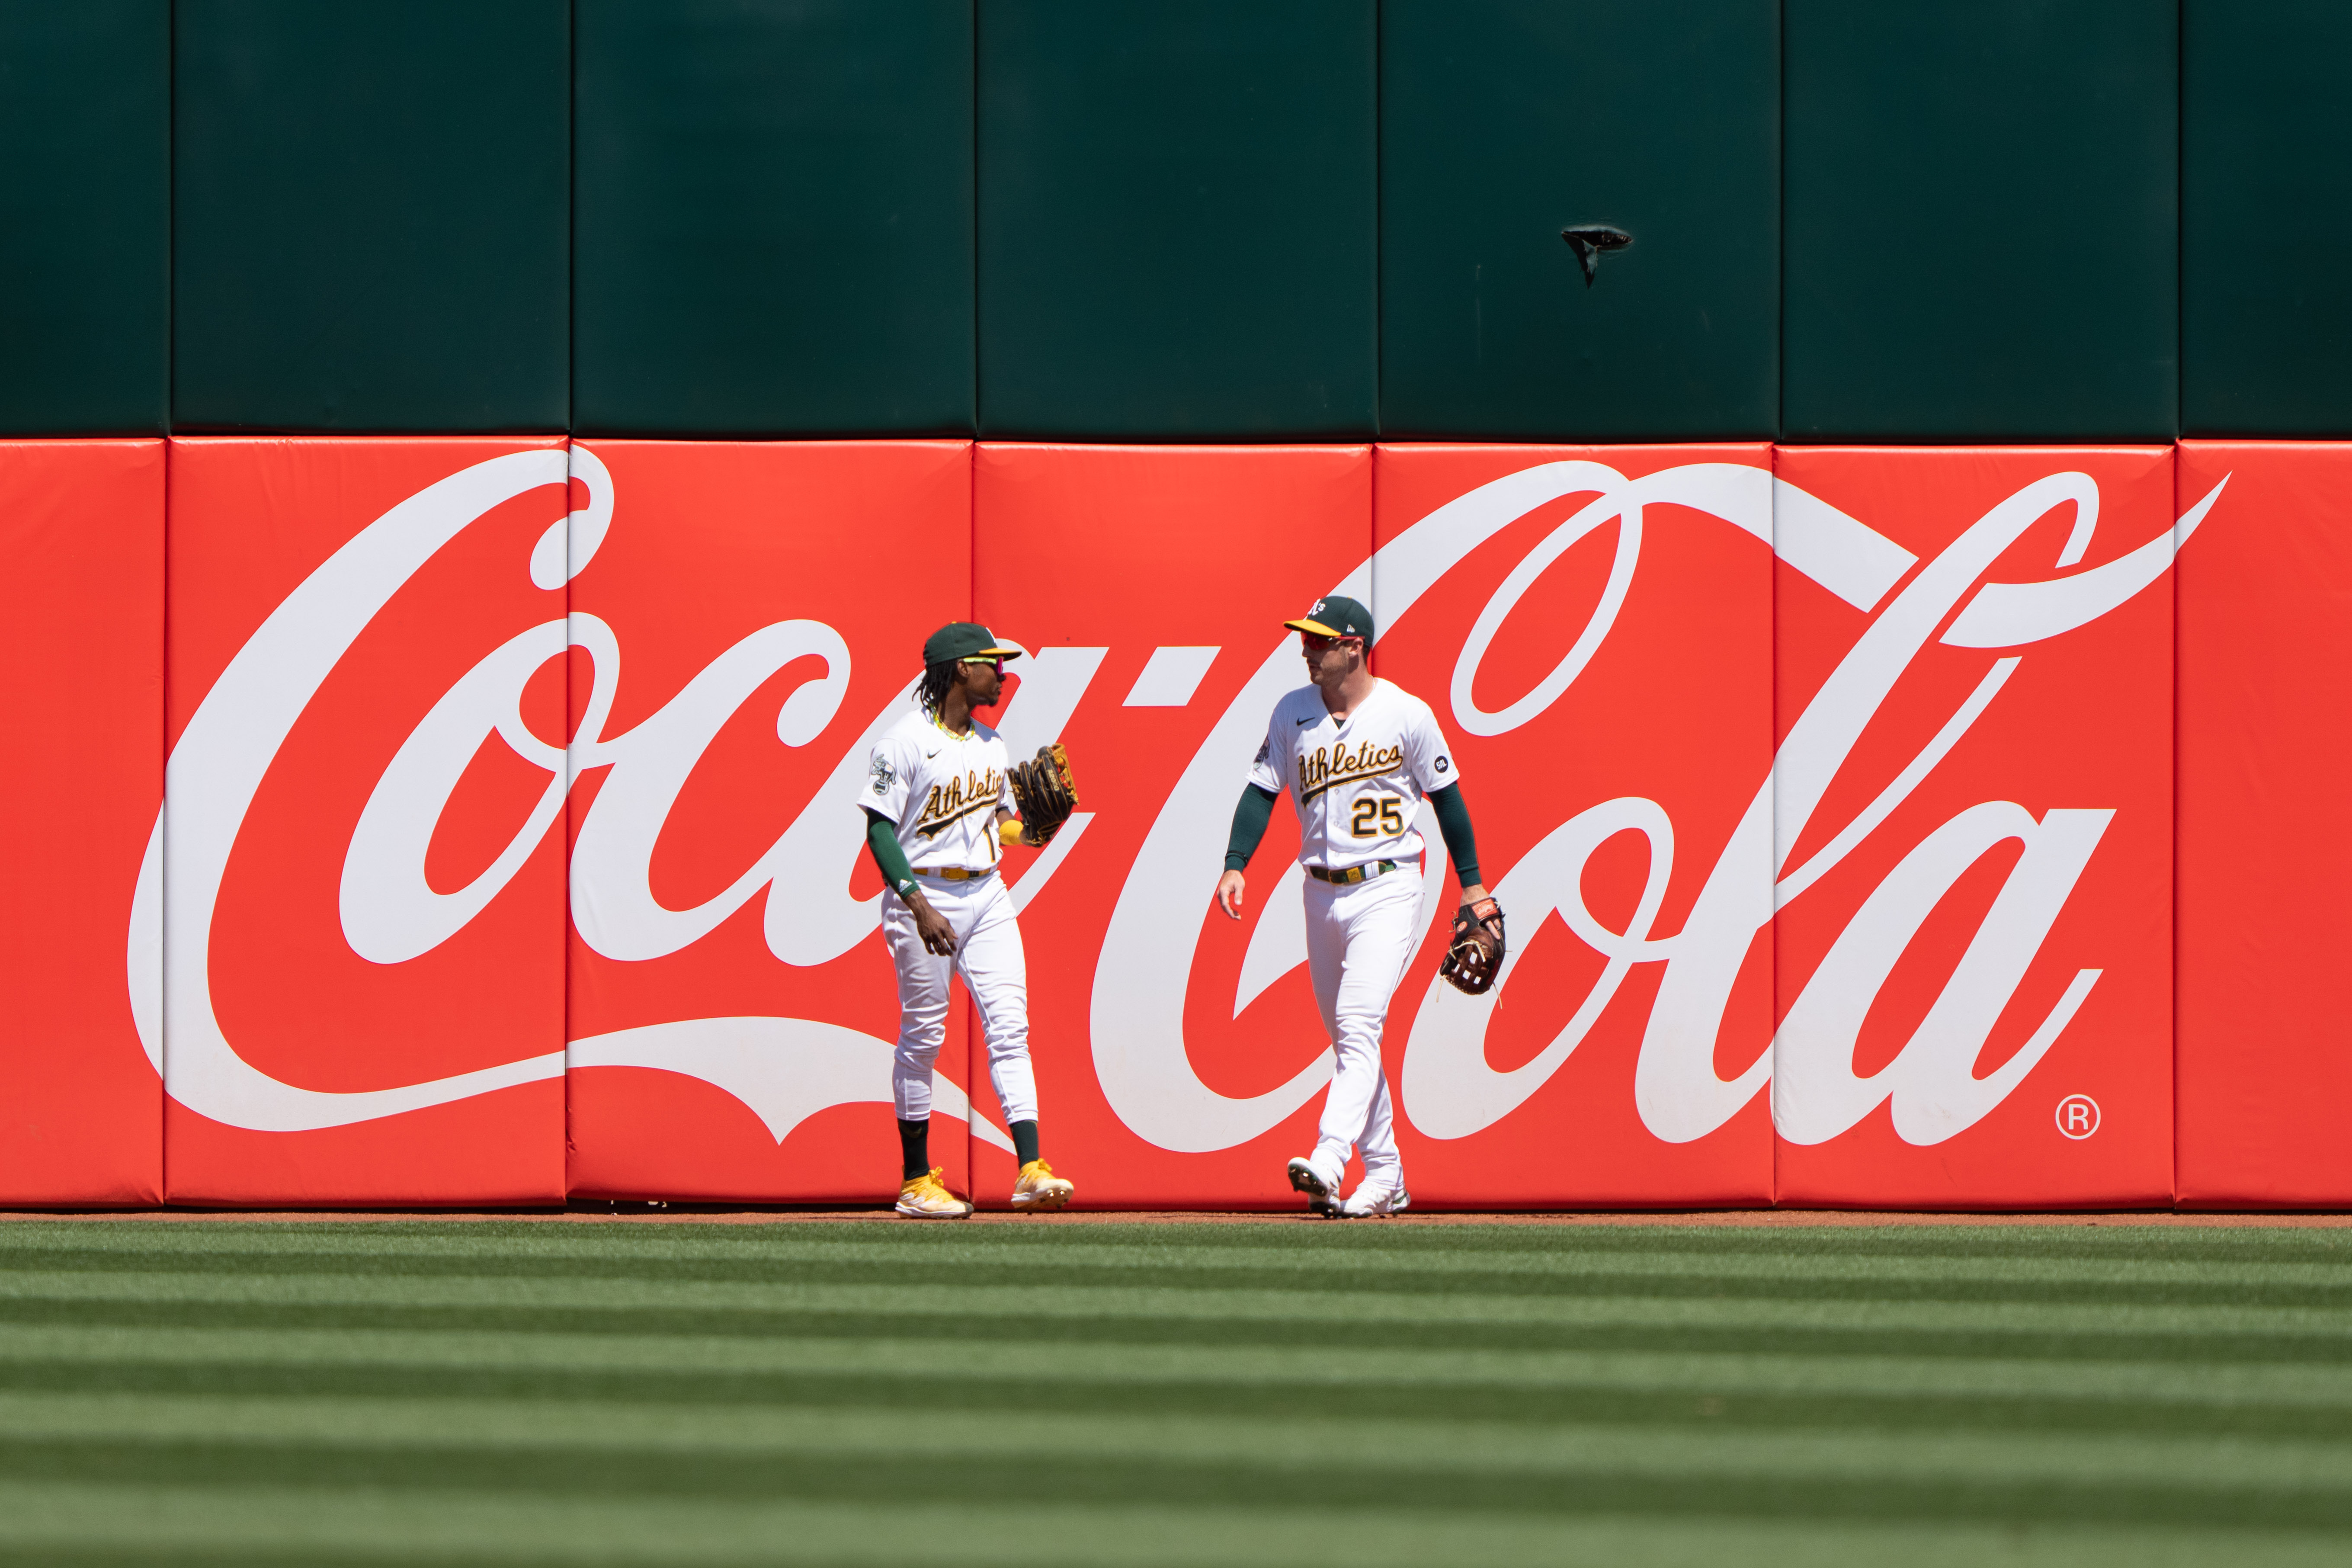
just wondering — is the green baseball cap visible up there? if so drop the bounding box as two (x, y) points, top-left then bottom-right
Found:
(1284, 594), (1373, 642)
(923, 622), (1022, 666)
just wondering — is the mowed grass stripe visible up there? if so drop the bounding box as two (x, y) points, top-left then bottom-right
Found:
(0, 1321), (2348, 1408)
(13, 1251), (2352, 1316)
(13, 1260), (2352, 1335)
(2, 1482), (2347, 1568)
(15, 1218), (2352, 1273)
(3, 1307), (2338, 1375)
(1, 1392), (2350, 1496)
(1, 1431), (2351, 1529)
(13, 1224), (2352, 1300)
(6, 1352), (2349, 1443)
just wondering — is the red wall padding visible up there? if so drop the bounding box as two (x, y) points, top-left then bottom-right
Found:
(0, 442), (163, 1204)
(1370, 444), (1775, 1206)
(1770, 448), (2176, 1208)
(2175, 443), (2352, 1208)
(162, 438), (571, 1205)
(562, 439), (974, 1203)
(0, 436), (2330, 1209)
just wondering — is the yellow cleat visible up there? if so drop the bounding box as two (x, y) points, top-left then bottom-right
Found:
(895, 1167), (974, 1220)
(1011, 1159), (1075, 1212)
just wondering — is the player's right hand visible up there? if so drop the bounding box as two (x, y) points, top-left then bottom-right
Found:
(1215, 869), (1246, 920)
(912, 896), (957, 956)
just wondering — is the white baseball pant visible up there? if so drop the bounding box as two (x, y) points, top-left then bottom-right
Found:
(1303, 863), (1422, 1190)
(881, 871), (1039, 1126)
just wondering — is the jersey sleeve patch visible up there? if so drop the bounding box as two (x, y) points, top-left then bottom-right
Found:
(1401, 698), (1461, 792)
(1247, 714), (1287, 795)
(867, 734), (915, 821)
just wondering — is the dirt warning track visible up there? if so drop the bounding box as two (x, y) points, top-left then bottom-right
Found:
(3, 1206), (2349, 1227)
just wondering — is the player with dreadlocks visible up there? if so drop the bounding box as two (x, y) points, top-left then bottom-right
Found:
(861, 622), (1081, 1217)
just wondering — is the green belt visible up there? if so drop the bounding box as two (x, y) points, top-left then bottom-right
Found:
(1307, 859), (1397, 885)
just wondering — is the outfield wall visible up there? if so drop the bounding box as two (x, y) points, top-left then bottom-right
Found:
(3, 435), (2346, 1209)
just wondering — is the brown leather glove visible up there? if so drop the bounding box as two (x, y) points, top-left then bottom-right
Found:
(1439, 897), (1507, 994)
(1007, 742), (1079, 847)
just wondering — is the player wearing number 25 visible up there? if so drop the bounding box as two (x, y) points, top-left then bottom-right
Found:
(1215, 597), (1503, 1218)
(862, 624), (1079, 1218)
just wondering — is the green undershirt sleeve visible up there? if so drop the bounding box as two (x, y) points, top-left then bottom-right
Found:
(1224, 785), (1280, 872)
(1428, 783), (1482, 887)
(864, 810), (918, 898)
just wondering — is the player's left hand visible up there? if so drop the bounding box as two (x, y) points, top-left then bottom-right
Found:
(1008, 743), (1079, 847)
(1440, 886), (1506, 995)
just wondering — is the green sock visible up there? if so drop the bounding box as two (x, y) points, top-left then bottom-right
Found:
(1010, 1120), (1040, 1166)
(897, 1117), (929, 1181)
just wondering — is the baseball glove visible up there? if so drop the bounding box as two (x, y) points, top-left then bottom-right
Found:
(1007, 742), (1079, 847)
(1439, 898), (1507, 995)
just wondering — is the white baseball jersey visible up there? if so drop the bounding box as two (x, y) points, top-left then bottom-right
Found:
(865, 709), (1014, 874)
(1248, 679), (1461, 874)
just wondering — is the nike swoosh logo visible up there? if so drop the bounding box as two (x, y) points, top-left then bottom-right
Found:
(1296, 717), (1315, 725)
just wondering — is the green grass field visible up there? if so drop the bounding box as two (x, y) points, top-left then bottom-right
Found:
(0, 1217), (2345, 1566)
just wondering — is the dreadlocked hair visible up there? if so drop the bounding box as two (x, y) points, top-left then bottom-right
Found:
(918, 661), (958, 715)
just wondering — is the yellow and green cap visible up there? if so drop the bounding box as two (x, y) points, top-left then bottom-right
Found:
(923, 622), (1021, 666)
(1284, 594), (1373, 642)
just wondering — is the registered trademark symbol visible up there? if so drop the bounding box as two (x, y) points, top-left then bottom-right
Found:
(2055, 1094), (2100, 1139)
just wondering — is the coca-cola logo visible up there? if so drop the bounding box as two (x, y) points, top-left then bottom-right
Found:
(130, 446), (2222, 1154)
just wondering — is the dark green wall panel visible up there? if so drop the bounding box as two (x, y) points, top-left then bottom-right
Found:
(1380, 0), (1777, 441)
(1784, 0), (2177, 442)
(574, 0), (973, 437)
(2184, 1), (2352, 436)
(173, 0), (569, 432)
(0, 1), (167, 435)
(978, 0), (1376, 439)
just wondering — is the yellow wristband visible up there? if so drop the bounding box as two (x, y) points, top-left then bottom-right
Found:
(999, 819), (1024, 847)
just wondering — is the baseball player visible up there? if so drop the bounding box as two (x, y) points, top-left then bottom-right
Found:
(1214, 596), (1505, 1218)
(863, 623), (1079, 1218)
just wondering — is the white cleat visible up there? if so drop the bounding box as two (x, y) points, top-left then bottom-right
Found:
(1286, 1157), (1340, 1218)
(1340, 1182), (1410, 1219)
